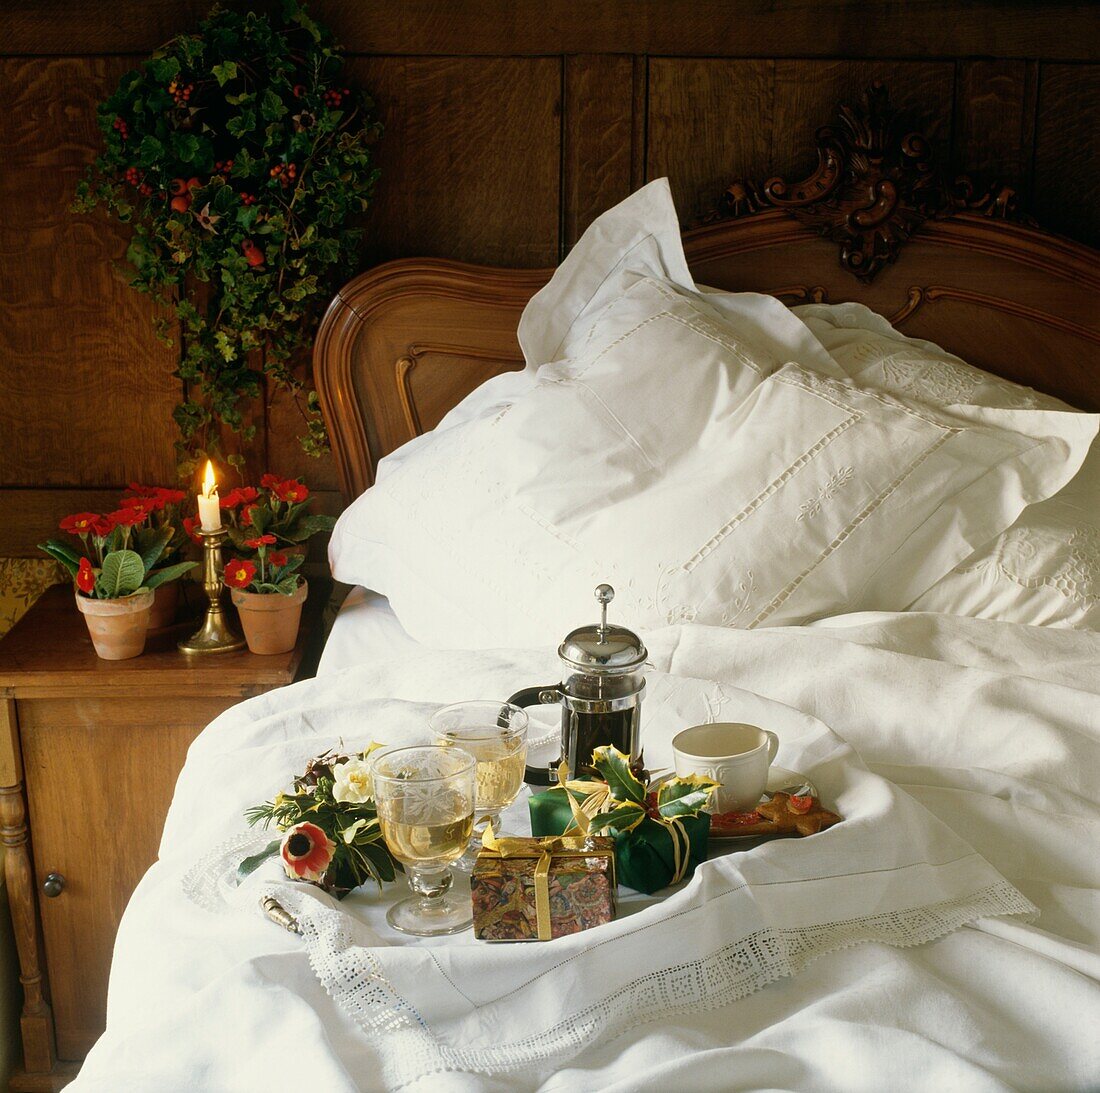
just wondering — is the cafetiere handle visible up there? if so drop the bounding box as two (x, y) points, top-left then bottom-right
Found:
(508, 685), (562, 786)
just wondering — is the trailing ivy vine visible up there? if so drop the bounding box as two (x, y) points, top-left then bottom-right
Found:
(75, 0), (380, 475)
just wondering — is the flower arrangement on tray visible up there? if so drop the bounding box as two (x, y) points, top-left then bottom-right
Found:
(529, 746), (719, 894)
(38, 486), (199, 660)
(242, 748), (401, 896)
(73, 0), (381, 473)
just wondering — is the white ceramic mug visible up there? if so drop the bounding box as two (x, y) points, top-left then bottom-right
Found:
(672, 722), (780, 813)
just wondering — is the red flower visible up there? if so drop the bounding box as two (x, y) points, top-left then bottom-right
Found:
(272, 478), (309, 503)
(59, 512), (101, 535)
(155, 487), (187, 506)
(222, 559), (256, 589)
(260, 473), (282, 489)
(220, 486), (259, 509)
(280, 822), (335, 883)
(90, 514), (116, 538)
(268, 551), (288, 568)
(75, 557), (96, 595)
(182, 516), (203, 545)
(241, 503), (259, 527)
(244, 534), (277, 549)
(108, 507), (147, 528)
(118, 497), (157, 520)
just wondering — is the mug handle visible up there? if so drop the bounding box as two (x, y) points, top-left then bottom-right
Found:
(507, 685), (562, 786)
(764, 730), (780, 764)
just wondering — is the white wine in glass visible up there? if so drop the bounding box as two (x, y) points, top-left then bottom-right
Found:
(371, 745), (477, 936)
(429, 701), (530, 831)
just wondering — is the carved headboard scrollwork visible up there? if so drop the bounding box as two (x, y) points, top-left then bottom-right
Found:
(709, 82), (1029, 281)
(315, 84), (1100, 504)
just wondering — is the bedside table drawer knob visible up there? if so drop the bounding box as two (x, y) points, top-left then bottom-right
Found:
(42, 873), (65, 898)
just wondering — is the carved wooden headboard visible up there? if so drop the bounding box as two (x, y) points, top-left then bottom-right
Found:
(314, 85), (1100, 504)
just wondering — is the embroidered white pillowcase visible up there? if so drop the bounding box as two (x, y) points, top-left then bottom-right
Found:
(331, 347), (1096, 648)
(796, 302), (1099, 629)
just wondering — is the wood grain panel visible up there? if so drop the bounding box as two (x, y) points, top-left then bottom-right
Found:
(647, 59), (774, 225)
(4, 1), (1098, 60)
(953, 60), (1032, 194)
(1034, 63), (1100, 247)
(351, 56), (562, 268)
(0, 58), (180, 489)
(770, 60), (955, 183)
(0, 490), (123, 557)
(563, 55), (634, 249)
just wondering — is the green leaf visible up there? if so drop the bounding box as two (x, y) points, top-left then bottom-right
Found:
(169, 131), (201, 164)
(39, 540), (83, 577)
(96, 549), (146, 598)
(134, 525), (173, 572)
(226, 110), (255, 138)
(236, 840), (280, 883)
(587, 800), (646, 835)
(591, 746), (647, 804)
(260, 89), (287, 122)
(144, 560), (198, 590)
(212, 61), (238, 86)
(148, 56), (180, 84)
(656, 776), (718, 819)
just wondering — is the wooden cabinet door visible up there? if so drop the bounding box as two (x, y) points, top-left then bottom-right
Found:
(19, 696), (232, 1060)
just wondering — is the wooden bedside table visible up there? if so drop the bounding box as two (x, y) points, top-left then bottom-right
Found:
(0, 584), (320, 1090)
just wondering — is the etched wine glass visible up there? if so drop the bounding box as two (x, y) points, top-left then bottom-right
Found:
(370, 744), (477, 936)
(429, 701), (530, 854)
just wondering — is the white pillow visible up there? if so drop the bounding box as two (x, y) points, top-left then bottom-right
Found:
(332, 341), (1096, 647)
(796, 302), (1099, 629)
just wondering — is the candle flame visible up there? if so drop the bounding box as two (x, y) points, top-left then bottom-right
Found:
(202, 460), (217, 497)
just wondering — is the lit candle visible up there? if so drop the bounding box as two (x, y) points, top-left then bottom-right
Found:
(197, 460), (222, 531)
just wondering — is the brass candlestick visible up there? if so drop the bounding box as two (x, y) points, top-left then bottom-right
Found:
(178, 526), (245, 655)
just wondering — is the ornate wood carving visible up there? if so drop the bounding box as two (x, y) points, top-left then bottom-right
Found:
(712, 82), (1031, 281)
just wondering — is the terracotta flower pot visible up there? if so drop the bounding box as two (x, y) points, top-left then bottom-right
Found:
(146, 580), (180, 630)
(231, 579), (307, 655)
(75, 589), (154, 660)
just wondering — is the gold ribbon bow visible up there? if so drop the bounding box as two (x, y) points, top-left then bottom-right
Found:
(554, 762), (693, 886)
(480, 824), (605, 941)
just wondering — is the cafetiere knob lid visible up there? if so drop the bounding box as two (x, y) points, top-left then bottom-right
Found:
(558, 583), (648, 673)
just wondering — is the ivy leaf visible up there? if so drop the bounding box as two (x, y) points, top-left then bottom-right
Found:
(97, 550), (146, 598)
(591, 745), (647, 804)
(656, 776), (719, 819)
(212, 61), (238, 86)
(169, 131), (201, 164)
(148, 56), (180, 84)
(260, 89), (287, 122)
(137, 135), (164, 167)
(226, 109), (255, 137)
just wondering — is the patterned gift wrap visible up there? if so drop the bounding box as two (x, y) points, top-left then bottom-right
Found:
(471, 834), (616, 942)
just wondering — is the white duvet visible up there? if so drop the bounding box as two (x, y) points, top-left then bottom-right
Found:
(72, 611), (1100, 1092)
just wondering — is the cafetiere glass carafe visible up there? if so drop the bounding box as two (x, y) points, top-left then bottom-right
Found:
(508, 585), (647, 785)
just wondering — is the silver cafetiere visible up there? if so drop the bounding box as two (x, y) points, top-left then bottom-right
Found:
(508, 584), (647, 785)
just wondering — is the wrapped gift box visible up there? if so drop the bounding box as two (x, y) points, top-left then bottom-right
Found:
(529, 787), (711, 895)
(471, 833), (616, 941)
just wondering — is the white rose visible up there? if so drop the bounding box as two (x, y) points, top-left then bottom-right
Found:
(332, 757), (374, 804)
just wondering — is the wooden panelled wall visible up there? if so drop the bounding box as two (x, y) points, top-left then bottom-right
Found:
(1, 1), (1099, 558)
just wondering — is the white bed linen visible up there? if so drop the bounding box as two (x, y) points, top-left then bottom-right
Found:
(318, 587), (422, 676)
(72, 613), (1100, 1092)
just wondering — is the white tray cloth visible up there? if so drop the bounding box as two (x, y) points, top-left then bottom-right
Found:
(71, 612), (1100, 1091)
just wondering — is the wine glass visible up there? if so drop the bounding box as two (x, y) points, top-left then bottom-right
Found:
(429, 701), (530, 840)
(370, 744), (477, 936)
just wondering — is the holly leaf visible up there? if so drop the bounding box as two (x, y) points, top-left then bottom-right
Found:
(236, 839), (280, 883)
(587, 800), (646, 835)
(591, 745), (646, 804)
(657, 775), (718, 819)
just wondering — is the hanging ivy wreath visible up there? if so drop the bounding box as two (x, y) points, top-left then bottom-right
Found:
(75, 1), (380, 475)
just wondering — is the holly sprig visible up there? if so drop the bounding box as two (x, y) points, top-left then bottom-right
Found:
(73, 1), (381, 476)
(559, 746), (718, 836)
